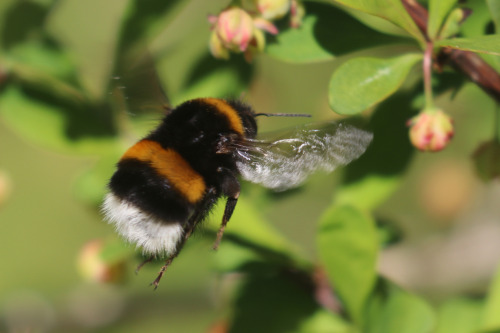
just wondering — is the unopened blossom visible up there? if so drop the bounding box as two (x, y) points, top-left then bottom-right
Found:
(213, 7), (255, 52)
(408, 108), (454, 152)
(209, 6), (278, 60)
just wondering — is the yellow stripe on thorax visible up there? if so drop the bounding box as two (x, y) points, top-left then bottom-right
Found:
(200, 98), (245, 135)
(121, 140), (206, 203)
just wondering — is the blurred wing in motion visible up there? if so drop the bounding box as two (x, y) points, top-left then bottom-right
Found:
(235, 121), (373, 191)
(111, 52), (171, 117)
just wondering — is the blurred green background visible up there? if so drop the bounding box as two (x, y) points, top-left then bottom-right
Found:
(1, 0), (500, 332)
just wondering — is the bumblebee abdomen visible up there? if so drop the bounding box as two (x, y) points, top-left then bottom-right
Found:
(104, 139), (210, 256)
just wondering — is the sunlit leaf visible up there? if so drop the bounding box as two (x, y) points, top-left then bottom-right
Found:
(366, 282), (435, 333)
(481, 265), (500, 331)
(322, 0), (425, 43)
(266, 2), (409, 63)
(439, 8), (469, 40)
(435, 35), (500, 56)
(336, 175), (400, 211)
(329, 53), (422, 115)
(435, 298), (483, 333)
(461, 1), (494, 38)
(428, 0), (458, 40)
(317, 204), (378, 325)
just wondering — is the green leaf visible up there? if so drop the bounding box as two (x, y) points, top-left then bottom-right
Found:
(6, 40), (76, 81)
(428, 0), (458, 40)
(47, 0), (129, 99)
(230, 271), (352, 333)
(328, 53), (422, 115)
(439, 8), (468, 40)
(0, 84), (118, 155)
(461, 1), (494, 38)
(487, 0), (500, 32)
(339, 88), (417, 212)
(366, 282), (435, 333)
(481, 265), (500, 331)
(173, 53), (253, 105)
(435, 298), (483, 333)
(435, 35), (500, 56)
(323, 0), (425, 43)
(0, 1), (51, 50)
(266, 2), (410, 63)
(317, 204), (378, 325)
(208, 196), (309, 273)
(297, 309), (353, 333)
(114, 0), (186, 62)
(336, 175), (401, 211)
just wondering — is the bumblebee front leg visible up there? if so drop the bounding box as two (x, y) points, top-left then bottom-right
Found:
(213, 168), (240, 250)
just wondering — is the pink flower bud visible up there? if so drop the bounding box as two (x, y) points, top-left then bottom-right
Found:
(408, 108), (454, 152)
(209, 7), (279, 61)
(214, 7), (255, 52)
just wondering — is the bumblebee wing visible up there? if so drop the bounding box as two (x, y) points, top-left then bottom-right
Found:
(235, 121), (373, 191)
(111, 52), (171, 117)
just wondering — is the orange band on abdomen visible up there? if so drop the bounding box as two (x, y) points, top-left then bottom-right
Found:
(121, 140), (206, 203)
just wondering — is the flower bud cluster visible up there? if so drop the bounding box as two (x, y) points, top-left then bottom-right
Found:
(209, 0), (305, 61)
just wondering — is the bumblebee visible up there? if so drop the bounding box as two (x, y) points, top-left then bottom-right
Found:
(102, 97), (372, 287)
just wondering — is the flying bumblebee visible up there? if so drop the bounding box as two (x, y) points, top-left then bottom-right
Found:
(102, 97), (373, 288)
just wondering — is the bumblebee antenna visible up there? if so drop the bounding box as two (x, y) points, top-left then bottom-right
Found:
(254, 112), (311, 118)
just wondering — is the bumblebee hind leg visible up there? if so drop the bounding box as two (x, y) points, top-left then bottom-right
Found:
(151, 187), (217, 289)
(136, 256), (154, 274)
(213, 168), (241, 250)
(149, 221), (196, 289)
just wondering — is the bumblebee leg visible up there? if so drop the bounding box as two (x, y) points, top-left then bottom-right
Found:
(213, 197), (238, 250)
(213, 169), (240, 250)
(136, 255), (155, 274)
(150, 223), (198, 289)
(151, 227), (193, 289)
(151, 188), (217, 289)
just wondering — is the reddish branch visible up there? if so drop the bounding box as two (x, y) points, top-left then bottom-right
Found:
(402, 0), (500, 103)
